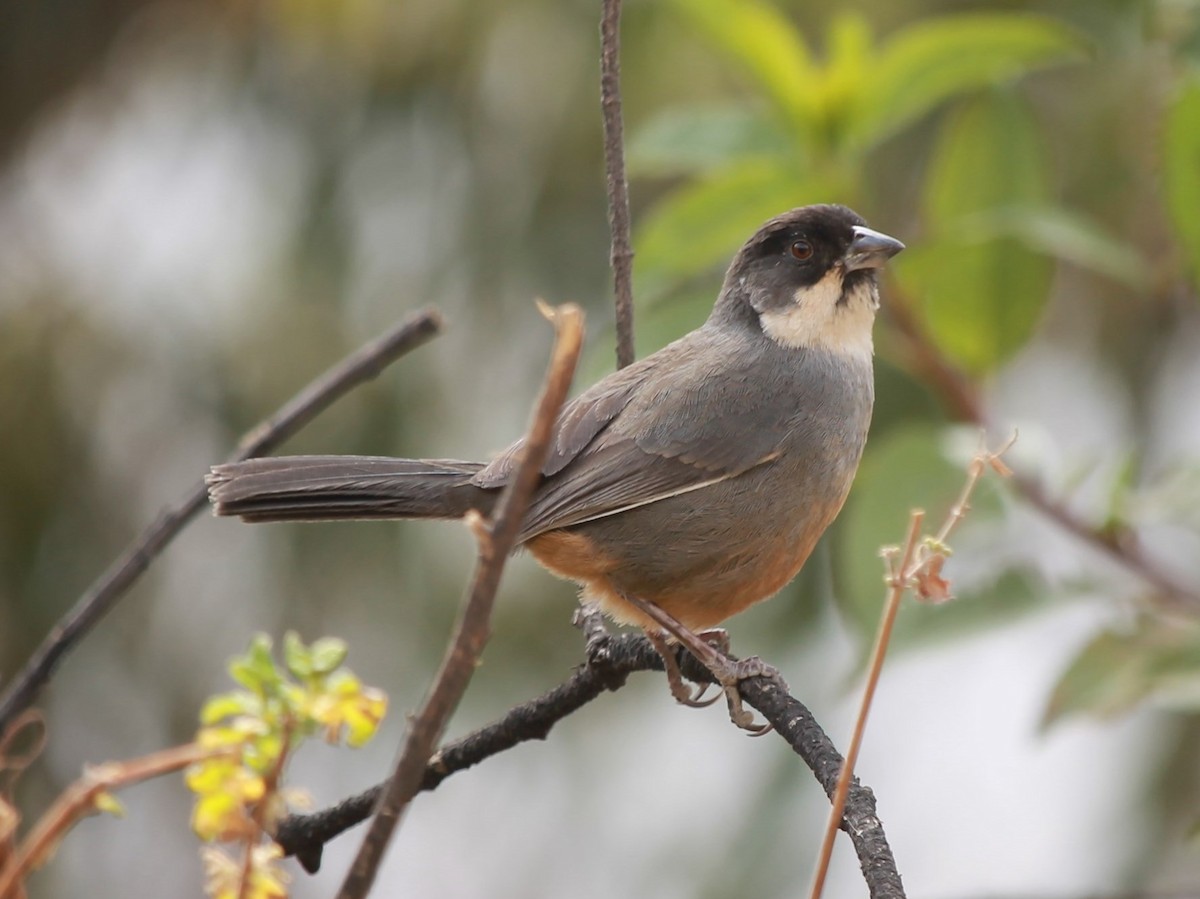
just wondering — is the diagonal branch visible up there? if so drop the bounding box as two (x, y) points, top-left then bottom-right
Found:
(0, 308), (445, 739)
(278, 632), (904, 899)
(600, 0), (636, 369)
(333, 304), (584, 899)
(885, 290), (1200, 611)
(0, 741), (219, 897)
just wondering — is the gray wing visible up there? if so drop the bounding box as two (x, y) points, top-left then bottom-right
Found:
(473, 364), (642, 488)
(474, 328), (797, 541)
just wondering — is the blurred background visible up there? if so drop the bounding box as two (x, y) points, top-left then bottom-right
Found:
(3, 0), (1200, 895)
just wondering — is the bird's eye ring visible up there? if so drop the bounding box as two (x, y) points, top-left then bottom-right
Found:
(789, 240), (813, 261)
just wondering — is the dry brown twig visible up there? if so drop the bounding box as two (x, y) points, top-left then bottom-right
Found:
(0, 712), (45, 899)
(0, 742), (222, 898)
(808, 434), (1016, 899)
(333, 303), (584, 899)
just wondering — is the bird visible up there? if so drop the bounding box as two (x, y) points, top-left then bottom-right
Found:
(207, 204), (904, 731)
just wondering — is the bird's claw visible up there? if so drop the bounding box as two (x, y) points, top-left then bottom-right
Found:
(637, 606), (777, 734)
(644, 628), (719, 707)
(681, 682), (721, 708)
(708, 656), (777, 736)
(724, 687), (774, 736)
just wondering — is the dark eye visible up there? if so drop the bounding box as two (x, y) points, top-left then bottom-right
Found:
(789, 240), (813, 261)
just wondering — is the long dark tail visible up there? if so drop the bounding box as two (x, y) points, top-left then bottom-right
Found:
(207, 456), (497, 523)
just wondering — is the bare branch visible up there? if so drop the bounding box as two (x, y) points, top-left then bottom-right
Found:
(0, 742), (217, 897)
(279, 632), (904, 899)
(0, 309), (444, 738)
(334, 305), (584, 899)
(600, 0), (636, 369)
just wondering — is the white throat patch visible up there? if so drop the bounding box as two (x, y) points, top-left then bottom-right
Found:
(758, 269), (877, 364)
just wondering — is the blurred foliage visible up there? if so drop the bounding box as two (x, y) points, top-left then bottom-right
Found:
(901, 91), (1056, 372)
(837, 425), (1042, 645)
(1045, 616), (1200, 724)
(1166, 73), (1200, 280)
(4, 0), (1200, 894)
(630, 5), (1083, 305)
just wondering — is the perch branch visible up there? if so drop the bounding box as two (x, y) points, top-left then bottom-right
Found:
(281, 632), (905, 899)
(334, 304), (584, 899)
(0, 309), (444, 738)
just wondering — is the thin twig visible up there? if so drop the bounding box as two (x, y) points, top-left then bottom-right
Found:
(809, 511), (923, 899)
(277, 632), (904, 898)
(0, 742), (218, 898)
(236, 721), (293, 899)
(334, 304), (584, 899)
(0, 309), (444, 738)
(600, 0), (636, 369)
(810, 436), (1014, 899)
(885, 288), (1200, 610)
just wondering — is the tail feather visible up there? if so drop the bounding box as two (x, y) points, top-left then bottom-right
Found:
(207, 455), (496, 523)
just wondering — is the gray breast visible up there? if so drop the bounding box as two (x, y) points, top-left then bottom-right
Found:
(569, 342), (873, 595)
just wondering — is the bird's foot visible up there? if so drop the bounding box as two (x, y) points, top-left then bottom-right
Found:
(626, 597), (774, 734)
(713, 656), (777, 736)
(644, 628), (720, 707)
(573, 603), (613, 666)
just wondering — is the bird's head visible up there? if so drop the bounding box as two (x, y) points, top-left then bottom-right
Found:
(712, 204), (905, 363)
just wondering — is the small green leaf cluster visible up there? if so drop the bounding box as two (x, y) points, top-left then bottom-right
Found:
(186, 633), (387, 899)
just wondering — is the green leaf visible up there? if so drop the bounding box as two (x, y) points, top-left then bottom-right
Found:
(945, 205), (1147, 288)
(229, 634), (282, 695)
(283, 631), (311, 679)
(1044, 618), (1200, 726)
(627, 105), (793, 177)
(200, 691), (257, 725)
(1164, 75), (1200, 284)
(667, 0), (819, 127)
(633, 162), (825, 297)
(814, 13), (874, 150)
(898, 93), (1053, 373)
(856, 14), (1084, 147)
(826, 14), (872, 97)
(309, 637), (349, 676)
(837, 424), (962, 639)
(896, 238), (1052, 374)
(925, 92), (1046, 220)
